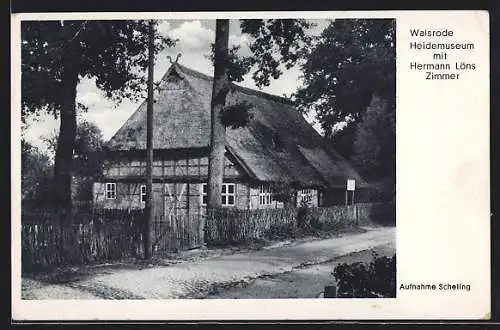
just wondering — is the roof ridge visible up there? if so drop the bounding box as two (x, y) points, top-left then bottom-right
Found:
(175, 63), (295, 105)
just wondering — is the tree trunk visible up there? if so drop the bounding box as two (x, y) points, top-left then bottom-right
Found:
(144, 20), (155, 260)
(207, 20), (230, 211)
(53, 54), (79, 214)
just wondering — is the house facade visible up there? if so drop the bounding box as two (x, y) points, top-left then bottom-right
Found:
(93, 63), (368, 221)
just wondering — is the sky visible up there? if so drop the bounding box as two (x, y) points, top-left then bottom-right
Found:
(23, 19), (330, 153)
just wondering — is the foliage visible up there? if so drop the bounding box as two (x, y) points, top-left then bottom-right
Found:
(240, 19), (313, 88)
(329, 120), (358, 159)
(333, 252), (396, 298)
(22, 19), (175, 210)
(72, 121), (106, 178)
(368, 201), (396, 226)
(351, 95), (396, 181)
(365, 178), (396, 204)
(206, 44), (253, 83)
(44, 120), (106, 178)
(296, 201), (323, 232)
(43, 121), (106, 203)
(264, 222), (296, 241)
(270, 182), (296, 205)
(220, 100), (254, 129)
(21, 140), (53, 206)
(206, 19), (313, 209)
(205, 19), (314, 131)
(21, 20), (175, 119)
(294, 19), (395, 138)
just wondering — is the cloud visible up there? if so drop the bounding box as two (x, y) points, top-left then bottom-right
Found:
(77, 91), (102, 107)
(156, 21), (172, 38)
(229, 34), (251, 57)
(168, 20), (215, 52)
(23, 113), (59, 154)
(84, 100), (139, 140)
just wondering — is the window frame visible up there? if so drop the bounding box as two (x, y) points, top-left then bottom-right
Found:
(201, 183), (208, 206)
(105, 182), (116, 200)
(259, 185), (272, 206)
(299, 189), (313, 204)
(140, 185), (147, 204)
(201, 183), (236, 206)
(222, 183), (236, 206)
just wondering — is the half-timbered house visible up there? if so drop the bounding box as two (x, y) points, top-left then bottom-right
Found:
(92, 63), (368, 221)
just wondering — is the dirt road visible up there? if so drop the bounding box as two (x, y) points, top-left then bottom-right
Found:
(206, 242), (395, 299)
(22, 226), (395, 300)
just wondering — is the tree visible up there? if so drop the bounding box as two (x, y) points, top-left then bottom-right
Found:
(206, 19), (313, 210)
(352, 94), (395, 180)
(294, 19), (395, 139)
(73, 121), (105, 178)
(207, 20), (231, 209)
(21, 20), (175, 212)
(45, 120), (105, 177)
(44, 120), (107, 203)
(351, 94), (396, 202)
(291, 19), (396, 199)
(21, 140), (53, 207)
(328, 120), (357, 159)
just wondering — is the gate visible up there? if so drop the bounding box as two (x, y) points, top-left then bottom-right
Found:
(151, 183), (204, 252)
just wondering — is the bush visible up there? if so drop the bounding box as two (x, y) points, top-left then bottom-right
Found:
(264, 223), (296, 241)
(296, 201), (323, 232)
(370, 203), (396, 226)
(297, 204), (310, 229)
(333, 252), (396, 298)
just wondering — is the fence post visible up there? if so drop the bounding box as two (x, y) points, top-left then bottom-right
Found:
(355, 204), (358, 227)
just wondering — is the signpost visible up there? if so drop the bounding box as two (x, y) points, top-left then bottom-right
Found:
(347, 179), (355, 191)
(345, 179), (356, 205)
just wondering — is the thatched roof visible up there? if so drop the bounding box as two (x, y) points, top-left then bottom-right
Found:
(107, 63), (368, 188)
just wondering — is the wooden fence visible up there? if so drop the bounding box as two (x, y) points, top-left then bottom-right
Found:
(151, 214), (204, 253)
(205, 202), (395, 246)
(21, 202), (394, 271)
(205, 208), (297, 245)
(21, 208), (205, 272)
(21, 208), (144, 272)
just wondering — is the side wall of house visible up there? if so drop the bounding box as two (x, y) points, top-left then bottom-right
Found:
(248, 185), (285, 210)
(95, 153), (330, 212)
(94, 153), (243, 213)
(93, 181), (252, 217)
(296, 189), (319, 207)
(101, 154), (240, 181)
(93, 182), (148, 209)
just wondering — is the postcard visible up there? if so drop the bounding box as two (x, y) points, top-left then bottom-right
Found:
(11, 10), (490, 320)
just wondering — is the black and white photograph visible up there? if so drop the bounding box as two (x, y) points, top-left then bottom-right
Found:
(19, 17), (396, 301)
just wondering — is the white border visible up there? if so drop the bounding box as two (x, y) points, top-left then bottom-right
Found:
(11, 10), (491, 320)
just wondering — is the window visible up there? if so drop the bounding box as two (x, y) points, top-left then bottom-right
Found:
(201, 183), (235, 206)
(105, 182), (116, 199)
(201, 183), (208, 206)
(222, 183), (235, 206)
(259, 185), (272, 205)
(299, 189), (313, 204)
(140, 185), (147, 204)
